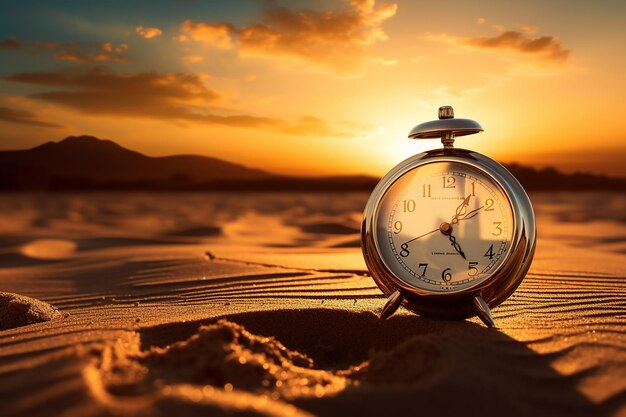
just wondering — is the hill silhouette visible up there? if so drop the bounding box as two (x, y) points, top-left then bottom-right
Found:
(504, 163), (625, 192)
(0, 136), (272, 183)
(0, 136), (373, 191)
(0, 136), (623, 191)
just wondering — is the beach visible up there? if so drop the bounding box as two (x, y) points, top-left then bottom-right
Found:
(0, 191), (625, 417)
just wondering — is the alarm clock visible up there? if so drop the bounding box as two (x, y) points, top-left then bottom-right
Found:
(361, 106), (536, 327)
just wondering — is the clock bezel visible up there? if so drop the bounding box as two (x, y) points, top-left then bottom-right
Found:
(362, 148), (536, 319)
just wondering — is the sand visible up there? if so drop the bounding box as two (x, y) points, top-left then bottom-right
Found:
(0, 191), (624, 417)
(0, 292), (62, 330)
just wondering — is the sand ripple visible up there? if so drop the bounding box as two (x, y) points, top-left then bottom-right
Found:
(1, 192), (625, 417)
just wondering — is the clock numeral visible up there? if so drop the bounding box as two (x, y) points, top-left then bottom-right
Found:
(418, 263), (428, 277)
(403, 199), (416, 212)
(471, 182), (476, 197)
(468, 261), (478, 277)
(393, 221), (402, 234)
(442, 176), (456, 188)
(442, 268), (452, 282)
(484, 244), (495, 260)
(485, 198), (494, 211)
(399, 243), (410, 257)
(422, 183), (431, 197)
(492, 222), (503, 236)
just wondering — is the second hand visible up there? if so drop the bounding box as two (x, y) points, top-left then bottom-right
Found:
(402, 228), (439, 245)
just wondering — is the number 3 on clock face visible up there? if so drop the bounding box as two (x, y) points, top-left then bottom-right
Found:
(374, 161), (514, 293)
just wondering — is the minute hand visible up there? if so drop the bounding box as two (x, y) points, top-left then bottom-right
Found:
(448, 233), (466, 259)
(453, 205), (485, 223)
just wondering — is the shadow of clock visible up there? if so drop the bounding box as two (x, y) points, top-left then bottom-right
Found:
(131, 308), (614, 417)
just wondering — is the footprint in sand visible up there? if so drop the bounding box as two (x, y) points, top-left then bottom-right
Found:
(82, 309), (602, 417)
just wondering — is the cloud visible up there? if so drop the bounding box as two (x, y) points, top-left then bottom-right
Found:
(54, 43), (128, 63)
(0, 38), (128, 63)
(0, 38), (21, 49)
(427, 26), (571, 63)
(516, 23), (539, 34)
(184, 55), (204, 63)
(5, 68), (219, 118)
(4, 67), (355, 136)
(180, 21), (233, 48)
(466, 31), (570, 62)
(136, 26), (163, 39)
(178, 0), (397, 70)
(54, 42), (128, 63)
(0, 106), (62, 128)
(102, 42), (128, 53)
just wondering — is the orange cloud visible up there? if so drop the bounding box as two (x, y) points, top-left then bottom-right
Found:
(179, 0), (397, 70)
(184, 55), (204, 63)
(466, 31), (570, 62)
(427, 26), (571, 63)
(5, 68), (218, 117)
(135, 26), (163, 39)
(102, 42), (128, 53)
(516, 23), (539, 34)
(0, 106), (62, 128)
(4, 68), (355, 137)
(180, 21), (233, 48)
(54, 42), (128, 63)
(0, 38), (128, 63)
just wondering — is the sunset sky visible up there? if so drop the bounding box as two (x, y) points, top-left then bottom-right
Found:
(0, 0), (625, 177)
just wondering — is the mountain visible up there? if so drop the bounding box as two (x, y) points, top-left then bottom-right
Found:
(0, 135), (273, 183)
(0, 136), (376, 191)
(0, 136), (623, 191)
(504, 163), (626, 192)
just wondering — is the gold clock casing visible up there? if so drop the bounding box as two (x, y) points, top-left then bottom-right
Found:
(361, 148), (537, 320)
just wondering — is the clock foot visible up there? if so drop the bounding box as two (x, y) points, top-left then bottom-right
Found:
(380, 290), (403, 319)
(473, 295), (496, 328)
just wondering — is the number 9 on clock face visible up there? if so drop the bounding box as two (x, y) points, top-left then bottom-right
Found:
(374, 161), (514, 293)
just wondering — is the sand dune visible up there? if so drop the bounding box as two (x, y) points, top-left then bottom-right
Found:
(0, 192), (625, 417)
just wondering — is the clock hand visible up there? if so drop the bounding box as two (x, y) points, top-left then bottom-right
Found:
(402, 228), (439, 245)
(451, 195), (471, 223)
(448, 234), (466, 259)
(402, 197), (480, 248)
(446, 203), (485, 258)
(454, 205), (485, 223)
(440, 222), (466, 259)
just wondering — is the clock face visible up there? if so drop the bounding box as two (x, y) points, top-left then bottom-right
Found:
(374, 161), (515, 293)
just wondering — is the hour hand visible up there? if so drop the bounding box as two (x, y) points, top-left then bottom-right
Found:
(451, 195), (471, 223)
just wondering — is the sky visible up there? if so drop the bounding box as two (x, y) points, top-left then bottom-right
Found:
(0, 0), (625, 177)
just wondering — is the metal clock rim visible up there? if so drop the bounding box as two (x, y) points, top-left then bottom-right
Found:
(361, 148), (537, 318)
